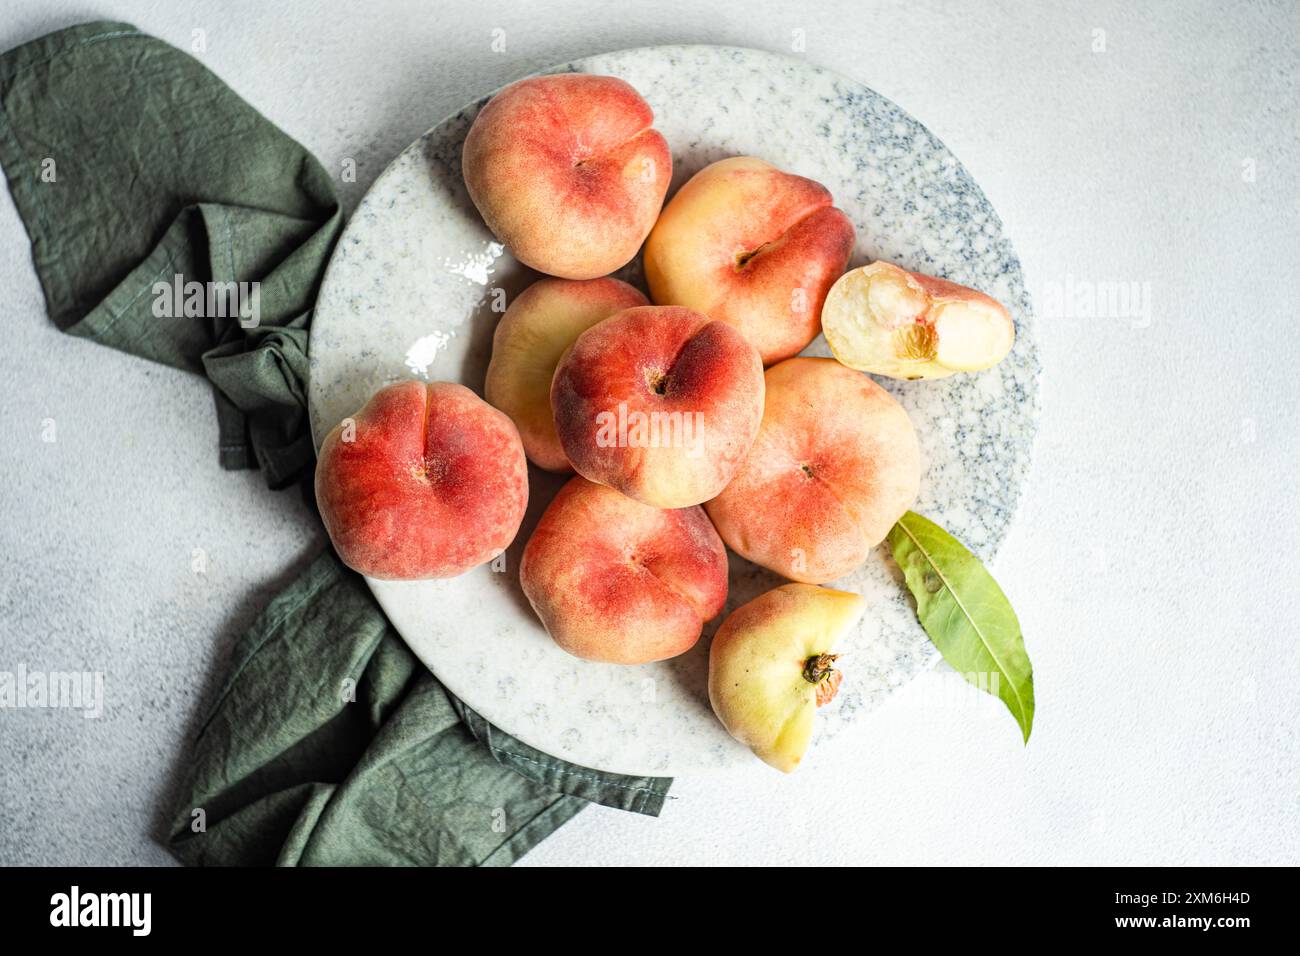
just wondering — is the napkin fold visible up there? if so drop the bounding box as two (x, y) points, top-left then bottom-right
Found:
(0, 20), (671, 866)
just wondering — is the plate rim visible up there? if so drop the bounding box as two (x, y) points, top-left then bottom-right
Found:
(307, 43), (1041, 777)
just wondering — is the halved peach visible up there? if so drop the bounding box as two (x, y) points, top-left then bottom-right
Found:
(709, 583), (866, 772)
(821, 262), (1015, 380)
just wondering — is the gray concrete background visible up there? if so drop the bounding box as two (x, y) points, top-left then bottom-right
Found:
(1, 0), (1297, 866)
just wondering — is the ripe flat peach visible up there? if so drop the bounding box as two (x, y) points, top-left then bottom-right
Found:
(643, 156), (856, 364)
(709, 583), (866, 772)
(704, 357), (920, 583)
(521, 476), (728, 664)
(315, 381), (528, 580)
(462, 73), (671, 279)
(484, 277), (648, 471)
(551, 305), (765, 508)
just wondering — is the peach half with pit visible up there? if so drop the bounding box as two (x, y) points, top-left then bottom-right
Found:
(821, 261), (1015, 380)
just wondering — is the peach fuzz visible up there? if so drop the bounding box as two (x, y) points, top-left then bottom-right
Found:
(551, 305), (765, 509)
(520, 476), (728, 664)
(484, 277), (648, 471)
(643, 156), (856, 364)
(821, 261), (1015, 380)
(462, 73), (672, 280)
(315, 381), (528, 580)
(704, 357), (920, 584)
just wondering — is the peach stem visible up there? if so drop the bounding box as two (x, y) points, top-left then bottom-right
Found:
(804, 653), (843, 707)
(802, 652), (838, 684)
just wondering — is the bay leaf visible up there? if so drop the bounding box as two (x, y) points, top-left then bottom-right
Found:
(887, 511), (1035, 742)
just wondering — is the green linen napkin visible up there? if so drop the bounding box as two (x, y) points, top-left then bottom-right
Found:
(0, 20), (671, 866)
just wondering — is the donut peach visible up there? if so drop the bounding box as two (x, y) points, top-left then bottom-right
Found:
(550, 305), (765, 509)
(521, 476), (728, 664)
(462, 73), (671, 279)
(704, 357), (920, 583)
(643, 156), (856, 364)
(709, 583), (866, 772)
(315, 381), (528, 579)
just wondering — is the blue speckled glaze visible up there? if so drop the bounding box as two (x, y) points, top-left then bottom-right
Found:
(308, 46), (1040, 776)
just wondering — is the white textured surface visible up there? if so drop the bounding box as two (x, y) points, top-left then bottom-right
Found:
(308, 45), (1039, 776)
(1, 0), (1297, 865)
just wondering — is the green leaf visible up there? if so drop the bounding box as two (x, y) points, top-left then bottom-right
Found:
(887, 511), (1035, 742)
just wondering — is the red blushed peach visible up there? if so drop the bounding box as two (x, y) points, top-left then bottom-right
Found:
(484, 277), (648, 471)
(551, 305), (765, 509)
(462, 73), (672, 280)
(520, 476), (728, 664)
(315, 381), (528, 580)
(704, 357), (920, 583)
(643, 156), (856, 364)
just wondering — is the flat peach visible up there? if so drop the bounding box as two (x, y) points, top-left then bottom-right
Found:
(643, 156), (856, 364)
(462, 73), (671, 279)
(551, 305), (765, 508)
(520, 476), (728, 664)
(704, 357), (920, 583)
(484, 277), (648, 471)
(709, 583), (866, 772)
(315, 381), (528, 579)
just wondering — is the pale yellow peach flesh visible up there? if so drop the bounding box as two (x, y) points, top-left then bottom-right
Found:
(708, 583), (866, 773)
(822, 262), (1015, 380)
(932, 301), (1013, 370)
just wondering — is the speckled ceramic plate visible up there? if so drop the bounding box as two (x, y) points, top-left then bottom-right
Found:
(308, 46), (1039, 777)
